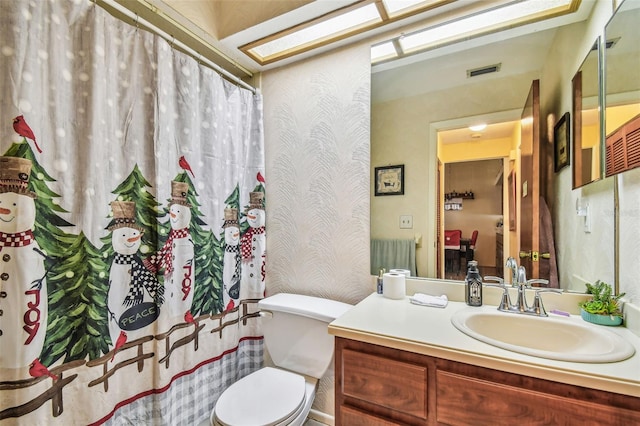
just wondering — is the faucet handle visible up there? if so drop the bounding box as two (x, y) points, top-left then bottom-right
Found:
(527, 278), (550, 287)
(531, 289), (563, 316)
(484, 283), (511, 311)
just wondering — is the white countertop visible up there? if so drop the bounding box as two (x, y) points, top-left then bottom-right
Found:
(329, 292), (640, 397)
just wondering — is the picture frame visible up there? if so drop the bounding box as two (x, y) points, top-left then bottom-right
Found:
(374, 164), (404, 196)
(554, 112), (570, 172)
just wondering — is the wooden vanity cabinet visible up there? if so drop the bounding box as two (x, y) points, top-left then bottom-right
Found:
(335, 337), (640, 425)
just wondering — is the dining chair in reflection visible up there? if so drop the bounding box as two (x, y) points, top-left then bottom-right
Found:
(444, 229), (462, 273)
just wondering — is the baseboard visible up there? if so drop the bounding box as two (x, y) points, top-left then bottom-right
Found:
(308, 408), (335, 426)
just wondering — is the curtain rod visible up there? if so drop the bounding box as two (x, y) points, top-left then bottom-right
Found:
(96, 0), (257, 94)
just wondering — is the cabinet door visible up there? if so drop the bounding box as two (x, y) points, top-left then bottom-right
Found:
(341, 348), (428, 421)
(437, 370), (640, 425)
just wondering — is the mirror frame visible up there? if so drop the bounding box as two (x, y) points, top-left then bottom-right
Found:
(571, 37), (604, 189)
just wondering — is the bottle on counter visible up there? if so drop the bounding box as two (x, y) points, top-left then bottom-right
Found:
(377, 268), (385, 294)
(465, 260), (483, 307)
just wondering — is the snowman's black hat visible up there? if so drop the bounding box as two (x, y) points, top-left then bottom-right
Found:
(0, 156), (36, 198)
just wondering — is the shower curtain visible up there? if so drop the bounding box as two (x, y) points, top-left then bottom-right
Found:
(0, 1), (265, 424)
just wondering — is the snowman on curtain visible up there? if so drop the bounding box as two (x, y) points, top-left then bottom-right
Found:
(106, 201), (163, 346)
(222, 207), (240, 311)
(0, 156), (48, 370)
(241, 192), (266, 298)
(145, 181), (194, 321)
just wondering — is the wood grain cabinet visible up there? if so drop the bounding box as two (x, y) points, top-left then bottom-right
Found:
(335, 337), (640, 425)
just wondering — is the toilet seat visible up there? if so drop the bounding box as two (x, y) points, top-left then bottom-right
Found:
(213, 367), (307, 426)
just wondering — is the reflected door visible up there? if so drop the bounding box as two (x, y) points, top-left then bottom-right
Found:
(519, 80), (546, 280)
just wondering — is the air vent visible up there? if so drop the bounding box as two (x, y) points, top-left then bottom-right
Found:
(592, 38), (620, 51)
(467, 63), (501, 78)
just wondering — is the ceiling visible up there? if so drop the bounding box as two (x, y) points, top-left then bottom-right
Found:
(125, 0), (598, 143)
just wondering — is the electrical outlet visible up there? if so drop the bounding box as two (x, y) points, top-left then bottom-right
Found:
(400, 215), (413, 229)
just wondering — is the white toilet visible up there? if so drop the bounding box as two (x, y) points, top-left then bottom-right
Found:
(210, 293), (352, 426)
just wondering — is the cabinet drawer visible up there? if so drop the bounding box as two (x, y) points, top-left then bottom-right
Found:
(436, 370), (640, 425)
(340, 405), (405, 426)
(341, 348), (427, 419)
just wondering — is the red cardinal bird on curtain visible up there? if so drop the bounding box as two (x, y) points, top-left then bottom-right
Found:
(29, 359), (58, 380)
(184, 310), (195, 323)
(179, 156), (195, 178)
(111, 330), (128, 362)
(257, 172), (265, 184)
(13, 115), (43, 153)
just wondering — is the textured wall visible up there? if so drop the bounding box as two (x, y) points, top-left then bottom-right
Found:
(261, 43), (372, 419)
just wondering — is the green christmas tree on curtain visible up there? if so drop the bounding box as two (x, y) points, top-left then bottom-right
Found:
(40, 232), (110, 364)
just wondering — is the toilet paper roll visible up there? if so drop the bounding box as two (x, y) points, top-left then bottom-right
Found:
(383, 272), (406, 300)
(390, 269), (411, 277)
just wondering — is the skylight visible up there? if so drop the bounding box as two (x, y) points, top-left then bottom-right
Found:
(249, 3), (381, 61)
(241, 0), (579, 66)
(399, 0), (574, 54)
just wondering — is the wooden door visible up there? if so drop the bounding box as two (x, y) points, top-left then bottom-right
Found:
(519, 80), (542, 279)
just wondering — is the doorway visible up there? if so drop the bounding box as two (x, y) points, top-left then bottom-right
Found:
(442, 159), (504, 280)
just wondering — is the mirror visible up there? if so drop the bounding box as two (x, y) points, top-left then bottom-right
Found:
(371, 7), (618, 292)
(604, 0), (640, 177)
(572, 38), (603, 189)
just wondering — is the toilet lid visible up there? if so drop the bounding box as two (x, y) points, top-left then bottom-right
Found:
(215, 367), (306, 426)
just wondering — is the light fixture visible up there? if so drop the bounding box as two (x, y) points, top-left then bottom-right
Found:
(397, 0), (576, 57)
(241, 1), (451, 65)
(469, 124), (487, 132)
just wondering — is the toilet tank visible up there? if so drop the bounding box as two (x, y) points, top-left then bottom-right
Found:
(258, 293), (352, 379)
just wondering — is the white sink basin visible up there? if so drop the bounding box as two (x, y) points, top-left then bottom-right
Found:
(451, 309), (635, 363)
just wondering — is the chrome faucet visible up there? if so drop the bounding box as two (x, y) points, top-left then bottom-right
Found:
(505, 257), (518, 287)
(486, 265), (560, 316)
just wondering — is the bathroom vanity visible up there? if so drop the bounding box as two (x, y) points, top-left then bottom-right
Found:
(329, 290), (640, 425)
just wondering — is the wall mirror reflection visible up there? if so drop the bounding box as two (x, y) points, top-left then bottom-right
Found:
(572, 38), (602, 189)
(370, 2), (616, 292)
(605, 0), (640, 177)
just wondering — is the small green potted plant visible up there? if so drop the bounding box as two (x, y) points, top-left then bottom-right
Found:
(578, 280), (625, 326)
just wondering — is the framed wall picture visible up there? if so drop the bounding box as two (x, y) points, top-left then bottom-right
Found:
(554, 112), (570, 172)
(374, 164), (404, 196)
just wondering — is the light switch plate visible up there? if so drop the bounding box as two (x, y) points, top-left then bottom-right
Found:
(400, 215), (413, 229)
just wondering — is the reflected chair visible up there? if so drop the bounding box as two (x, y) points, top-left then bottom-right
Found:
(444, 229), (462, 273)
(460, 230), (479, 270)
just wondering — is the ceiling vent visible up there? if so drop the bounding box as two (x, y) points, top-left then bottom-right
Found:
(467, 63), (501, 78)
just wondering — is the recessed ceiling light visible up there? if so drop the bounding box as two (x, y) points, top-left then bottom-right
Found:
(469, 124), (487, 132)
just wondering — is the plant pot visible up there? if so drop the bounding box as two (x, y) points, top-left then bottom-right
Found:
(580, 308), (623, 326)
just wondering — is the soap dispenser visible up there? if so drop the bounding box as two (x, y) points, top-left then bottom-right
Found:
(465, 261), (482, 306)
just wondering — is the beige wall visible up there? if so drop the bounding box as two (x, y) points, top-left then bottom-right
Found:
(261, 43), (372, 420)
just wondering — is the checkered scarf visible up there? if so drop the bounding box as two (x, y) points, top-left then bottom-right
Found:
(143, 228), (190, 274)
(0, 230), (35, 251)
(115, 253), (165, 307)
(240, 226), (265, 260)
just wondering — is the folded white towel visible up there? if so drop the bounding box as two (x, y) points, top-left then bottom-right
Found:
(410, 293), (448, 308)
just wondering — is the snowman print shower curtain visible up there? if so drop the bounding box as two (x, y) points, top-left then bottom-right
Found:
(0, 1), (266, 425)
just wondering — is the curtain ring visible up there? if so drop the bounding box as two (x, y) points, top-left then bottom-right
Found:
(134, 13), (139, 31)
(170, 36), (175, 47)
